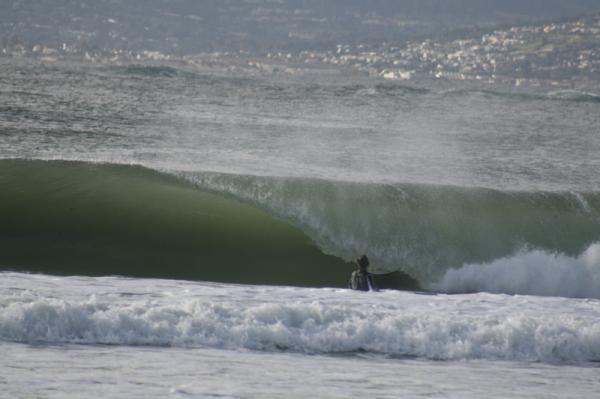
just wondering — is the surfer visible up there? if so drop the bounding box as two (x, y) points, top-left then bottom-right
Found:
(349, 254), (378, 291)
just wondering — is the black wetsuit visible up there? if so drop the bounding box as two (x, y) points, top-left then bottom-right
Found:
(349, 270), (376, 291)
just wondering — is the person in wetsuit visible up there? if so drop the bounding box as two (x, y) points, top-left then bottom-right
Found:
(349, 254), (378, 291)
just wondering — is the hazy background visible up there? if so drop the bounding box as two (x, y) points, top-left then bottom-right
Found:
(3, 0), (600, 53)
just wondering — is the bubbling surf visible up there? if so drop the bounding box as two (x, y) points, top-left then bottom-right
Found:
(1, 272), (599, 364)
(430, 244), (600, 298)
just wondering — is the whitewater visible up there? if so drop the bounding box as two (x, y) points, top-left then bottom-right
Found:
(2, 272), (600, 398)
(1, 58), (600, 397)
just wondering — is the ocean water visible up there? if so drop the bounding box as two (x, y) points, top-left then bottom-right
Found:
(2, 273), (600, 398)
(1, 57), (600, 397)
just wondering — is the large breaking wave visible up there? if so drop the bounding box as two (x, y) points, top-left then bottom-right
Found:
(0, 158), (363, 288)
(182, 167), (600, 298)
(2, 158), (600, 296)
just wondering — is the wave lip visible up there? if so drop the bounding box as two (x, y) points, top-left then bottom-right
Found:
(1, 286), (599, 364)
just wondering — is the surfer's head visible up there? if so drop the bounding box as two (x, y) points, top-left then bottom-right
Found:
(356, 254), (369, 270)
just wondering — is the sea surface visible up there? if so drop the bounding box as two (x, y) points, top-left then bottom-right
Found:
(1, 57), (600, 397)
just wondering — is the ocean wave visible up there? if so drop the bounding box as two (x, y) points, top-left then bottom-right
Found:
(2, 158), (600, 295)
(1, 287), (598, 363)
(113, 64), (182, 78)
(184, 170), (600, 282)
(547, 90), (600, 103)
(442, 88), (600, 104)
(0, 158), (360, 288)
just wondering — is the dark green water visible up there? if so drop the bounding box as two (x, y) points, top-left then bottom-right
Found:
(0, 159), (417, 288)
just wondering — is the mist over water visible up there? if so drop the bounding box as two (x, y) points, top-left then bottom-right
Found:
(2, 60), (599, 192)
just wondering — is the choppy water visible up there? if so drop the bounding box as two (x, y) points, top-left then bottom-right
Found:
(1, 57), (600, 397)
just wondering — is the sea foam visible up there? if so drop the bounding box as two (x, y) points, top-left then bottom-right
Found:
(1, 273), (599, 364)
(431, 243), (600, 299)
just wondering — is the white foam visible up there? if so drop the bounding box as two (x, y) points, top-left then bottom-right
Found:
(1, 273), (599, 364)
(430, 243), (600, 299)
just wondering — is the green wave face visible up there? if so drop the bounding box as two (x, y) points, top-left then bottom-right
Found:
(185, 172), (600, 282)
(2, 158), (599, 289)
(1, 159), (391, 287)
